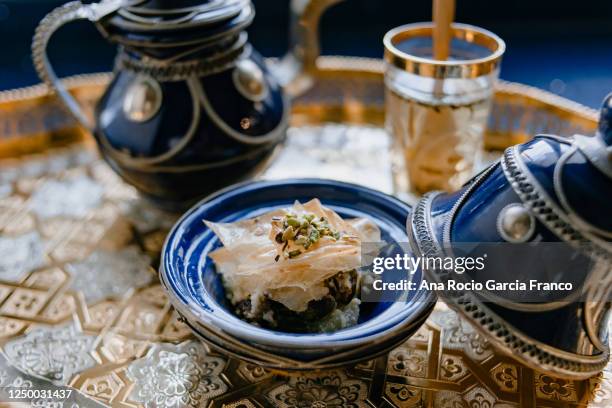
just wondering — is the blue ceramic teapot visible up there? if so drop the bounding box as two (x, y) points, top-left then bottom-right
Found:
(32, 0), (340, 209)
(408, 94), (612, 379)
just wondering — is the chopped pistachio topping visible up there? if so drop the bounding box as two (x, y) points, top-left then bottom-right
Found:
(288, 249), (302, 258)
(273, 212), (342, 258)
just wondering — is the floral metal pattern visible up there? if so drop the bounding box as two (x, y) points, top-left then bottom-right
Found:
(3, 324), (96, 384)
(536, 373), (578, 402)
(387, 347), (428, 378)
(491, 363), (519, 393)
(126, 341), (227, 407)
(269, 371), (368, 408)
(0, 351), (106, 407)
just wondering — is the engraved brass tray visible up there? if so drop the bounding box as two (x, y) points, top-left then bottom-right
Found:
(0, 56), (609, 407)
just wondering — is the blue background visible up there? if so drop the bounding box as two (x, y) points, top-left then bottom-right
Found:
(0, 0), (611, 108)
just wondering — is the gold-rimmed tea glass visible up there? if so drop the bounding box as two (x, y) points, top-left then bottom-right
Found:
(384, 22), (505, 196)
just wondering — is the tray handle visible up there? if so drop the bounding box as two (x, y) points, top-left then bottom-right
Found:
(31, 0), (121, 132)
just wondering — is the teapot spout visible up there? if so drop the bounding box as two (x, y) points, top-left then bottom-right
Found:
(270, 0), (345, 97)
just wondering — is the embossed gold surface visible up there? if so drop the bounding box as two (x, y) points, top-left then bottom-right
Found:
(0, 136), (610, 408)
(0, 57), (608, 407)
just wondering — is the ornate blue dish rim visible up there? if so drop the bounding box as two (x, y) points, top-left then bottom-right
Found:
(160, 178), (435, 348)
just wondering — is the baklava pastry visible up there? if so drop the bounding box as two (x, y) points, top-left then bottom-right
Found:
(206, 199), (380, 332)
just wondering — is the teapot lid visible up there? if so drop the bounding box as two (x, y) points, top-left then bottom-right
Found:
(110, 0), (251, 31)
(126, 0), (220, 11)
(98, 0), (254, 57)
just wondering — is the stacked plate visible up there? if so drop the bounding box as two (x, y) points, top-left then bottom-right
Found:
(160, 179), (436, 370)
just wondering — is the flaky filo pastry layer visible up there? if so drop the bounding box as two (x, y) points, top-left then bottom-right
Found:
(205, 199), (380, 319)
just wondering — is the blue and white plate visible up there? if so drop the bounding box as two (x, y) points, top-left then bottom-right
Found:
(160, 178), (435, 366)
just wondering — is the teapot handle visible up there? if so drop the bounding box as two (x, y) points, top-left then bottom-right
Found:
(274, 0), (345, 95)
(31, 1), (121, 132)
